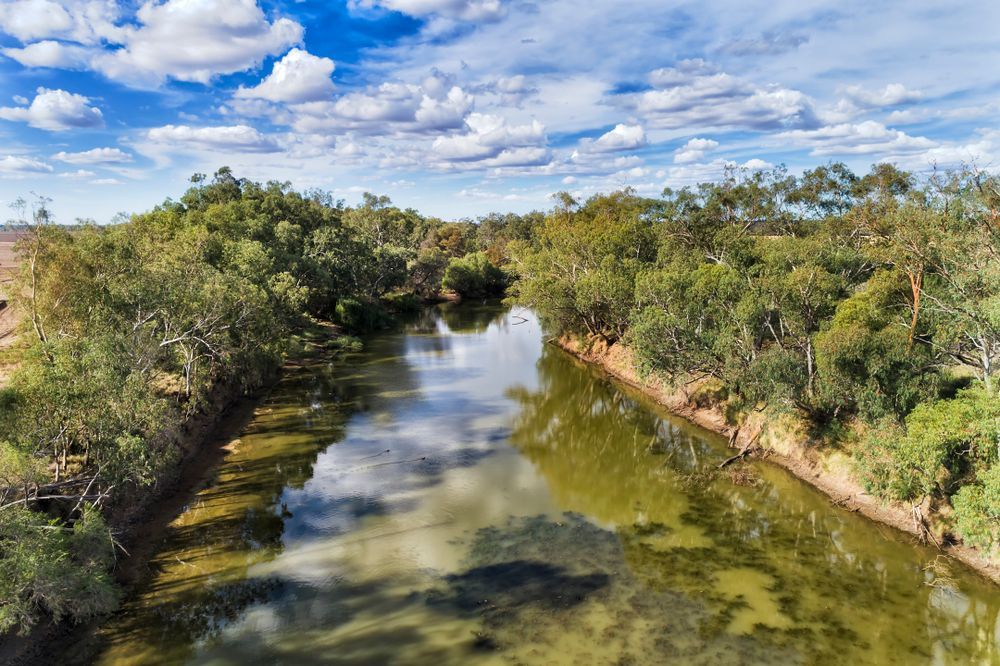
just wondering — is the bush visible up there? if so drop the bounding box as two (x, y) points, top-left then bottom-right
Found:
(441, 252), (508, 299)
(0, 505), (119, 634)
(334, 297), (391, 332)
(855, 387), (1000, 502)
(953, 464), (1000, 549)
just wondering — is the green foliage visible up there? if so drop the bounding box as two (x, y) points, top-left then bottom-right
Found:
(953, 465), (1000, 549)
(334, 297), (391, 332)
(0, 505), (119, 634)
(441, 251), (508, 299)
(0, 169), (475, 634)
(511, 164), (1000, 552)
(814, 270), (939, 421)
(510, 190), (658, 340)
(855, 388), (1000, 501)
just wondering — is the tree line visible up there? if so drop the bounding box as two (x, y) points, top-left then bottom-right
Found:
(509, 162), (1000, 553)
(2, 160), (997, 635)
(0, 168), (521, 635)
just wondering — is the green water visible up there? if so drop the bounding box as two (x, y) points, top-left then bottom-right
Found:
(89, 304), (999, 665)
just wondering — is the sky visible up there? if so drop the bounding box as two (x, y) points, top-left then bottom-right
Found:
(0, 0), (998, 223)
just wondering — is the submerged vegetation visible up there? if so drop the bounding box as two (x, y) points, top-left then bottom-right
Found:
(0, 160), (997, 638)
(509, 162), (1000, 553)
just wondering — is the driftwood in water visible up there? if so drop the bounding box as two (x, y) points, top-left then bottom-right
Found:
(718, 426), (760, 469)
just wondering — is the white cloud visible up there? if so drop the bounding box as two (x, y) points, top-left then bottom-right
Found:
(90, 0), (302, 86)
(291, 78), (473, 135)
(353, 0), (505, 21)
(674, 137), (719, 164)
(145, 124), (281, 153)
(741, 158), (773, 171)
(2, 40), (89, 68)
(481, 146), (550, 168)
(59, 169), (96, 179)
(90, 177), (122, 185)
(0, 154), (53, 176)
(236, 48), (335, 104)
(53, 147), (133, 164)
(432, 112), (545, 163)
(581, 123), (647, 153)
(635, 62), (816, 130)
(777, 121), (935, 156)
(0, 87), (103, 131)
(723, 31), (808, 56)
(897, 128), (1000, 172)
(664, 158), (775, 188)
(0, 0), (73, 41)
(842, 83), (923, 108)
(488, 74), (536, 106)
(0, 0), (123, 44)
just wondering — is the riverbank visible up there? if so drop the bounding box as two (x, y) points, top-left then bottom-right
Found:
(554, 334), (1000, 585)
(0, 322), (344, 665)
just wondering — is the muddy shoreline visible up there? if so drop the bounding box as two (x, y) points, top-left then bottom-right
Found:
(553, 335), (1000, 586)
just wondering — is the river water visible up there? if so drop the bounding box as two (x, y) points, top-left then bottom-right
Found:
(89, 304), (999, 665)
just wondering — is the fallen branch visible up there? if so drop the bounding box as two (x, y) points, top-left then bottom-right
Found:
(0, 493), (107, 511)
(718, 432), (760, 469)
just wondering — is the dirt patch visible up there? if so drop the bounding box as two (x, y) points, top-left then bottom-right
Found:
(554, 336), (1000, 585)
(0, 302), (21, 387)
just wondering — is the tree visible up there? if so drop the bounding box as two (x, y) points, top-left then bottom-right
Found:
(441, 252), (507, 299)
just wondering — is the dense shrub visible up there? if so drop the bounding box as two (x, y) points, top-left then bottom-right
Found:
(442, 251), (508, 299)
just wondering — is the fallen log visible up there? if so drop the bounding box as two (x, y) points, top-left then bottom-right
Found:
(718, 432), (760, 469)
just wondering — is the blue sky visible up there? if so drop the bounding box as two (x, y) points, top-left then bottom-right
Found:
(0, 0), (998, 223)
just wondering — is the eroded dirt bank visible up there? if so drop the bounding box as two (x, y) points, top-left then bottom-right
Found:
(555, 335), (1000, 585)
(0, 327), (340, 665)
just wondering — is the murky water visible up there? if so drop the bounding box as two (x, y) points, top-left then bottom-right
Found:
(89, 304), (1000, 665)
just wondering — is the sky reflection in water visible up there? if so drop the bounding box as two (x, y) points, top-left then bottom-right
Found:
(92, 304), (1000, 665)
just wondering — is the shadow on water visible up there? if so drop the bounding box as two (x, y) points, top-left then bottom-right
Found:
(83, 305), (1000, 666)
(502, 344), (1000, 664)
(87, 332), (422, 665)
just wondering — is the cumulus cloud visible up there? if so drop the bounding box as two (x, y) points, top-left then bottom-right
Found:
(896, 128), (1000, 171)
(352, 0), (505, 21)
(673, 137), (719, 164)
(580, 123), (647, 153)
(145, 124), (281, 153)
(53, 147), (134, 164)
(777, 121), (935, 156)
(0, 0), (123, 44)
(432, 112), (546, 164)
(841, 83), (923, 108)
(290, 77), (474, 135)
(1, 1), (304, 87)
(2, 40), (90, 68)
(236, 48), (335, 104)
(0, 155), (53, 176)
(478, 74), (537, 107)
(0, 87), (103, 131)
(665, 158), (775, 188)
(635, 61), (816, 130)
(88, 0), (302, 86)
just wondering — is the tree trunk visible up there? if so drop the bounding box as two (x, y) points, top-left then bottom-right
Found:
(907, 269), (923, 351)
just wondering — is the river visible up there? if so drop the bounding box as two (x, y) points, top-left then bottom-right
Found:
(86, 304), (999, 665)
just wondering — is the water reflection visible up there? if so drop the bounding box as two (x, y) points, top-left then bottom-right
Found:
(87, 304), (999, 665)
